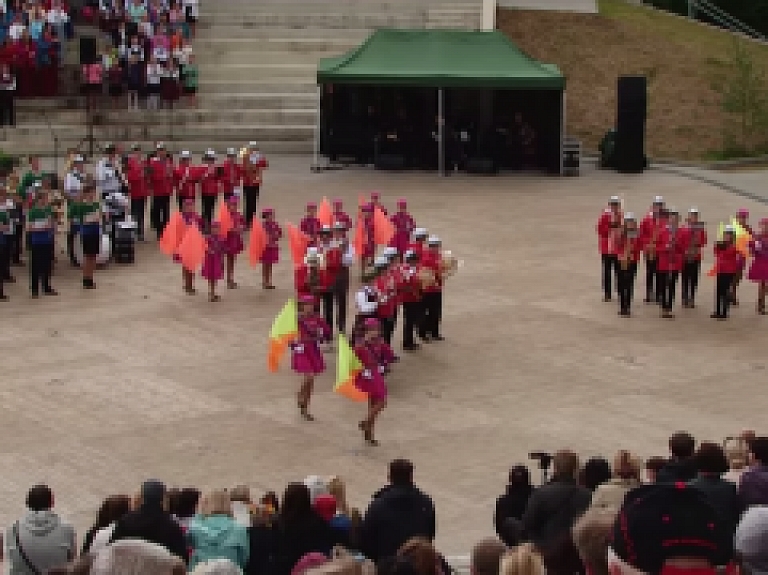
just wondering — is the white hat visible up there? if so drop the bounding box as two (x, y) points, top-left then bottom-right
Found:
(689, 207), (699, 214)
(383, 247), (398, 257)
(226, 148), (236, 156)
(248, 141), (259, 148)
(156, 142), (166, 150)
(427, 235), (441, 245)
(180, 150), (191, 158)
(624, 212), (636, 221)
(413, 228), (428, 238)
(653, 195), (664, 204)
(374, 256), (389, 268)
(404, 249), (418, 260)
(204, 149), (216, 159)
(73, 155), (84, 162)
(333, 221), (347, 230)
(306, 246), (319, 257)
(609, 195), (620, 203)
(724, 225), (736, 233)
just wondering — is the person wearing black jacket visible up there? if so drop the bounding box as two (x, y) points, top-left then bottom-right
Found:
(360, 459), (436, 565)
(494, 466), (534, 546)
(110, 480), (188, 564)
(656, 431), (697, 484)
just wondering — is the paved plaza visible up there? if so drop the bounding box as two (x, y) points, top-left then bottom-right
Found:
(2, 156), (768, 554)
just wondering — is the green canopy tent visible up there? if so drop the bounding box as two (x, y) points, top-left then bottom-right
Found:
(315, 28), (567, 174)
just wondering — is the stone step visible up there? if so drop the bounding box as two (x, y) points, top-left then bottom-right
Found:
(199, 79), (316, 94)
(195, 49), (348, 66)
(195, 25), (380, 39)
(17, 107), (316, 125)
(200, 92), (318, 108)
(201, 13), (433, 27)
(203, 0), (479, 9)
(191, 37), (363, 53)
(198, 63), (317, 81)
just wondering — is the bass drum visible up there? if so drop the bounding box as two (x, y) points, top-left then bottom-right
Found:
(74, 233), (112, 267)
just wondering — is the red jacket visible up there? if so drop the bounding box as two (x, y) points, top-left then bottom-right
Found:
(656, 227), (688, 272)
(679, 225), (708, 262)
(295, 265), (333, 295)
(375, 273), (398, 318)
(148, 156), (174, 197)
(596, 209), (622, 255)
(615, 233), (642, 264)
(714, 243), (741, 274)
(421, 249), (443, 293)
(639, 213), (665, 256)
(173, 163), (198, 198)
(199, 164), (222, 197)
(408, 241), (426, 261)
(125, 156), (149, 199)
(318, 244), (341, 283)
(397, 264), (422, 303)
(242, 154), (268, 186)
(220, 159), (242, 190)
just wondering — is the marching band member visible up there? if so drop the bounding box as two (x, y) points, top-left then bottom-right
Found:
(419, 236), (445, 341)
(748, 218), (768, 315)
(260, 207), (282, 289)
(295, 246), (332, 300)
(639, 196), (666, 303)
(96, 143), (124, 202)
(656, 208), (687, 319)
(680, 208), (707, 308)
(26, 189), (57, 298)
(359, 203), (376, 274)
(615, 214), (642, 317)
(375, 253), (398, 345)
(317, 225), (341, 335)
(201, 220), (226, 302)
(9, 175), (26, 267)
(63, 155), (85, 266)
(173, 150), (197, 211)
(76, 184), (102, 289)
(354, 317), (389, 446)
(176, 197), (204, 295)
(409, 228), (428, 260)
(223, 195), (245, 289)
(221, 148), (242, 201)
(241, 142), (268, 227)
(0, 186), (11, 299)
(399, 249), (423, 351)
(383, 246), (402, 335)
(300, 202), (321, 245)
(332, 199), (352, 230)
(291, 294), (331, 421)
(126, 144), (149, 241)
(149, 142), (174, 238)
(199, 149), (222, 227)
(352, 269), (379, 343)
(596, 196), (622, 302)
(370, 192), (387, 215)
(331, 220), (354, 335)
(389, 198), (415, 254)
(713, 226), (740, 320)
(731, 209), (753, 306)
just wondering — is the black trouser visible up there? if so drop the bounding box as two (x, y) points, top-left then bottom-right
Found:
(601, 254), (618, 299)
(67, 223), (78, 266)
(12, 213), (23, 263)
(176, 194), (186, 211)
(244, 185), (260, 227)
(0, 240), (8, 294)
(201, 195), (216, 228)
(380, 316), (395, 345)
(151, 195), (171, 237)
(617, 262), (638, 313)
(333, 268), (349, 333)
(681, 259), (701, 304)
(715, 273), (735, 317)
(658, 270), (678, 311)
(645, 257), (659, 301)
(320, 290), (334, 335)
(420, 291), (443, 337)
(0, 91), (15, 126)
(29, 242), (53, 294)
(402, 300), (423, 347)
(131, 196), (147, 239)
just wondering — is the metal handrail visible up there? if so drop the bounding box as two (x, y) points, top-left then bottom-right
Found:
(692, 0), (767, 41)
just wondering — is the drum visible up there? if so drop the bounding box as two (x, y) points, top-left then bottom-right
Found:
(115, 218), (137, 242)
(74, 232), (111, 267)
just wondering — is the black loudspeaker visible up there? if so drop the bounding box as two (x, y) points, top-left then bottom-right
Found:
(466, 157), (498, 175)
(616, 75), (647, 173)
(374, 154), (405, 171)
(79, 37), (98, 65)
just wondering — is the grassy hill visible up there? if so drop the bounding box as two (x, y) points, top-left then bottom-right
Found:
(497, 0), (768, 160)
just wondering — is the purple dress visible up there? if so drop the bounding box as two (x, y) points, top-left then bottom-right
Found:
(225, 212), (246, 256)
(201, 234), (225, 281)
(300, 216), (321, 245)
(173, 212), (204, 263)
(291, 315), (331, 374)
(389, 212), (415, 254)
(354, 341), (388, 401)
(748, 234), (768, 282)
(333, 211), (352, 230)
(261, 220), (282, 264)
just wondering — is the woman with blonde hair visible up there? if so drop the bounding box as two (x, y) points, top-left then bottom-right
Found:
(186, 489), (250, 571)
(327, 476), (356, 539)
(590, 450), (641, 513)
(500, 543), (546, 575)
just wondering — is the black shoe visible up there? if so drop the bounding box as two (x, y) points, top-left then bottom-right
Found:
(711, 313), (722, 319)
(403, 343), (420, 351)
(603, 296), (612, 302)
(431, 334), (445, 341)
(31, 291), (39, 298)
(83, 278), (95, 289)
(43, 289), (58, 296)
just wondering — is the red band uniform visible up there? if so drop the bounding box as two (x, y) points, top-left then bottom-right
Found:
(596, 197), (623, 301)
(655, 211), (688, 316)
(419, 237), (445, 341)
(125, 149), (149, 240)
(199, 152), (222, 226)
(713, 230), (741, 319)
(148, 148), (174, 237)
(398, 250), (424, 350)
(639, 197), (666, 302)
(615, 215), (642, 316)
(679, 209), (708, 308)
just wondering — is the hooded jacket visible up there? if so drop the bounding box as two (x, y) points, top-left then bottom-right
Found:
(6, 510), (76, 575)
(110, 503), (188, 563)
(186, 514), (250, 571)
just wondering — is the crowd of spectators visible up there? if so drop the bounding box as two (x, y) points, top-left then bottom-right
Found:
(81, 0), (198, 109)
(5, 431), (768, 575)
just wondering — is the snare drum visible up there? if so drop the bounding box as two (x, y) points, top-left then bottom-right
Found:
(74, 232), (111, 266)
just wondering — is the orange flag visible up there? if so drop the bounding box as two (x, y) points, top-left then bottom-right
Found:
(216, 203), (234, 237)
(248, 221), (267, 267)
(177, 225), (207, 273)
(317, 197), (334, 227)
(373, 207), (395, 245)
(286, 222), (310, 268)
(159, 212), (187, 256)
(354, 216), (365, 262)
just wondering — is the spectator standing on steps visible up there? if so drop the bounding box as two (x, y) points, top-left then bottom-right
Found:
(0, 63), (17, 127)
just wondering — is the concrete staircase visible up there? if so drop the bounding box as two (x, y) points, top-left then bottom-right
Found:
(0, 0), (483, 156)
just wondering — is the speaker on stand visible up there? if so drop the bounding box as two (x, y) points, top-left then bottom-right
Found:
(616, 75), (647, 174)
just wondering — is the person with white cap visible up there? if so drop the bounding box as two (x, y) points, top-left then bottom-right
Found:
(125, 144), (150, 241)
(241, 141), (268, 227)
(199, 149), (222, 227)
(712, 225), (740, 320)
(679, 207), (708, 308)
(399, 249), (424, 351)
(148, 142), (174, 238)
(352, 267), (380, 344)
(656, 207), (686, 319)
(596, 196), (623, 301)
(419, 235), (445, 341)
(375, 249), (399, 345)
(409, 227), (428, 260)
(173, 150), (197, 211)
(615, 213), (642, 317)
(639, 196), (666, 303)
(221, 148), (242, 201)
(96, 143), (124, 202)
(316, 224), (340, 335)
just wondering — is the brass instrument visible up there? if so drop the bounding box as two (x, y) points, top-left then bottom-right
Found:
(418, 267), (437, 289)
(686, 222), (707, 261)
(620, 230), (637, 270)
(441, 250), (461, 277)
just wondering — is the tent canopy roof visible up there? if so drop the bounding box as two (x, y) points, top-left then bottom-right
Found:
(317, 28), (565, 89)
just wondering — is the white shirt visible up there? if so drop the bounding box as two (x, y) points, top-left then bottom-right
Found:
(63, 171), (83, 198)
(47, 8), (69, 24)
(355, 286), (377, 314)
(97, 158), (121, 194)
(89, 523), (116, 555)
(8, 23), (26, 41)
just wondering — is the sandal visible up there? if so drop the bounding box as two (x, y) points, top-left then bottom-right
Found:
(227, 281), (238, 289)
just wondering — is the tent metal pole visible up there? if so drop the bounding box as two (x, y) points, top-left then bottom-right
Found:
(560, 91), (566, 176)
(438, 88), (445, 177)
(313, 85), (321, 171)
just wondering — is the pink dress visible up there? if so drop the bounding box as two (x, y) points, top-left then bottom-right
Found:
(225, 212), (246, 256)
(201, 234), (226, 281)
(333, 211), (352, 229)
(300, 216), (321, 244)
(389, 212), (415, 254)
(261, 220), (283, 264)
(362, 216), (375, 259)
(173, 212), (204, 263)
(354, 341), (388, 401)
(291, 315), (331, 374)
(748, 234), (768, 282)
(372, 338), (397, 369)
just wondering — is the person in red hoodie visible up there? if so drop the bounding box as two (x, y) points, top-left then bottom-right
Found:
(148, 142), (174, 238)
(712, 226), (740, 320)
(639, 196), (666, 303)
(125, 144), (149, 241)
(615, 214), (643, 317)
(419, 235), (445, 341)
(172, 150), (197, 211)
(199, 149), (222, 227)
(316, 225), (341, 336)
(596, 196), (623, 302)
(679, 207), (708, 308)
(656, 208), (688, 319)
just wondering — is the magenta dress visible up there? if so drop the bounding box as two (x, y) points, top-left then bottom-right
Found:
(300, 216), (321, 245)
(201, 234), (226, 281)
(291, 315), (331, 374)
(362, 216), (375, 259)
(748, 234), (768, 282)
(261, 220), (283, 264)
(372, 338), (397, 369)
(389, 212), (415, 254)
(225, 212), (246, 256)
(173, 212), (204, 263)
(354, 341), (388, 401)
(333, 211), (352, 229)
